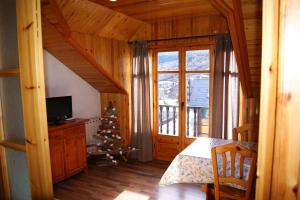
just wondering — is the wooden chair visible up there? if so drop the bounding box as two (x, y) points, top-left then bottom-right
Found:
(232, 124), (254, 141)
(202, 143), (257, 200)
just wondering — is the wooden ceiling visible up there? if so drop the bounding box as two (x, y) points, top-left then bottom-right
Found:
(90, 0), (219, 22)
(42, 0), (150, 41)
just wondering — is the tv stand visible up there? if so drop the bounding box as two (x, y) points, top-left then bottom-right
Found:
(49, 121), (65, 126)
(48, 118), (87, 184)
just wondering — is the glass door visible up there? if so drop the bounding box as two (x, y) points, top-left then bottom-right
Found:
(182, 47), (212, 147)
(154, 50), (181, 160)
(157, 51), (180, 136)
(153, 45), (213, 161)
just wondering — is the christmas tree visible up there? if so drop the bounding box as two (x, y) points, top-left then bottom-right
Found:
(87, 101), (136, 166)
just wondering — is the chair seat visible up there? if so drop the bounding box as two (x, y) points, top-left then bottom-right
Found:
(202, 183), (246, 200)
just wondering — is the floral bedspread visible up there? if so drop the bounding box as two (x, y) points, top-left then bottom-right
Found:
(159, 137), (257, 186)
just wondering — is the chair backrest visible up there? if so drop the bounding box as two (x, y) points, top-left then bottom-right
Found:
(211, 143), (257, 200)
(232, 124), (254, 141)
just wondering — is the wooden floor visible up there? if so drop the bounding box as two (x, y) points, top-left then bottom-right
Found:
(54, 160), (205, 200)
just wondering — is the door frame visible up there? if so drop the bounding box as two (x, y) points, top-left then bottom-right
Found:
(152, 41), (215, 161)
(0, 0), (53, 199)
(152, 47), (182, 160)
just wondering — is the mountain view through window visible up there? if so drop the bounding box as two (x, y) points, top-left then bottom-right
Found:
(157, 49), (210, 137)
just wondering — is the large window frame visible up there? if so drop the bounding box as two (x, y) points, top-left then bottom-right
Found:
(152, 42), (215, 159)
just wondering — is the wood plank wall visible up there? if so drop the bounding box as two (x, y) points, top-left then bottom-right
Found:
(150, 15), (228, 40)
(71, 14), (228, 144)
(256, 0), (300, 199)
(132, 15), (228, 41)
(239, 0), (262, 141)
(72, 33), (131, 143)
(240, 96), (259, 142)
(242, 0), (262, 97)
(222, 0), (262, 137)
(269, 0), (300, 198)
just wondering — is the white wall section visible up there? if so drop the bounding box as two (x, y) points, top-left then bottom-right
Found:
(44, 50), (100, 119)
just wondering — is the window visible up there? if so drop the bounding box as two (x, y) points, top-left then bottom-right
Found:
(154, 46), (213, 140)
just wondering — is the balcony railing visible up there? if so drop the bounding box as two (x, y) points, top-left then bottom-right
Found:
(158, 105), (208, 137)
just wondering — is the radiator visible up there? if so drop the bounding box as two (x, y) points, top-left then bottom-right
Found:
(85, 117), (101, 145)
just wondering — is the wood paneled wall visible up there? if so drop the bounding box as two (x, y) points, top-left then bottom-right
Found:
(132, 15), (228, 41)
(42, 19), (127, 93)
(268, 0), (300, 198)
(239, 96), (259, 142)
(71, 14), (228, 143)
(242, 0), (262, 97)
(150, 15), (228, 40)
(72, 33), (131, 143)
(256, 0), (300, 199)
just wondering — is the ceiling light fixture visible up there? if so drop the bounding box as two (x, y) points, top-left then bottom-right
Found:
(109, 0), (117, 2)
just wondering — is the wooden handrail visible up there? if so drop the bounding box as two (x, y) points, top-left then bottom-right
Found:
(0, 140), (26, 152)
(0, 68), (20, 77)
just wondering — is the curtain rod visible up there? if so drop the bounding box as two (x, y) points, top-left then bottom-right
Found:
(128, 34), (216, 44)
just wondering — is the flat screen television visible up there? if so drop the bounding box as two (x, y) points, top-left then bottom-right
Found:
(46, 96), (73, 124)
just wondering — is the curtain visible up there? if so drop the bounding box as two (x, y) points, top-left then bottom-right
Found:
(227, 50), (240, 139)
(131, 41), (153, 162)
(211, 34), (240, 139)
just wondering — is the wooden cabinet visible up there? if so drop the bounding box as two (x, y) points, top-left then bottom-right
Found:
(49, 136), (66, 182)
(48, 119), (87, 184)
(64, 136), (78, 175)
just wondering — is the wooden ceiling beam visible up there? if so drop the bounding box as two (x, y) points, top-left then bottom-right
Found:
(41, 0), (71, 38)
(49, 0), (71, 38)
(210, 0), (253, 98)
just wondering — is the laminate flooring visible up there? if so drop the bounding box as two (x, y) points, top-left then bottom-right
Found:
(54, 160), (205, 200)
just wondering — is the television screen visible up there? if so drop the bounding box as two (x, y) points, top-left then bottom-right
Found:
(46, 96), (73, 124)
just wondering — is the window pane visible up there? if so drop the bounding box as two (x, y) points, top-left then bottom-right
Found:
(186, 50), (210, 71)
(6, 149), (31, 199)
(0, 77), (25, 142)
(158, 74), (179, 136)
(186, 74), (209, 138)
(158, 51), (179, 71)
